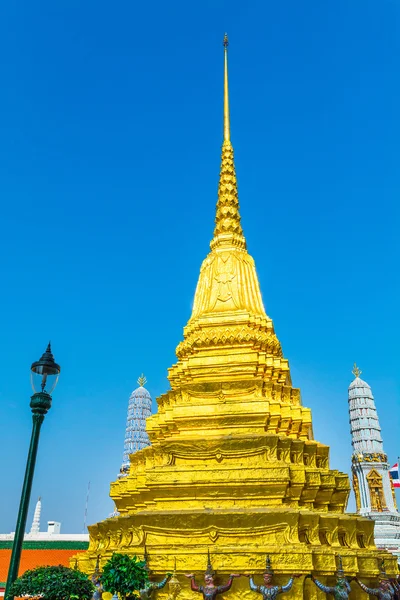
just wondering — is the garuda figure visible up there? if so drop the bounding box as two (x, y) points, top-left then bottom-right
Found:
(91, 556), (103, 600)
(307, 555), (351, 600)
(139, 575), (172, 600)
(139, 550), (172, 600)
(390, 576), (400, 600)
(355, 561), (395, 600)
(185, 551), (240, 600)
(390, 578), (400, 600)
(246, 555), (300, 600)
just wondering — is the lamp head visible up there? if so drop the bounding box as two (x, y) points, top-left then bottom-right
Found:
(30, 343), (60, 394)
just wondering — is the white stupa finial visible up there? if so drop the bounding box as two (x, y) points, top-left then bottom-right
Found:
(30, 497), (41, 534)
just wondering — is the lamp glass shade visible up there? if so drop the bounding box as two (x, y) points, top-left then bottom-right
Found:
(30, 343), (61, 394)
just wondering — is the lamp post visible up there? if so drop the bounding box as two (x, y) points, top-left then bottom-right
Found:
(4, 343), (60, 600)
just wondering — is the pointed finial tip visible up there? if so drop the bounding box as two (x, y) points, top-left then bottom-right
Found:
(352, 363), (362, 378)
(205, 549), (215, 576)
(264, 555), (274, 575)
(137, 374), (147, 387)
(223, 33), (229, 47)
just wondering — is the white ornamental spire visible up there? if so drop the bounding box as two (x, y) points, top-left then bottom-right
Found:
(119, 375), (152, 477)
(30, 497), (41, 534)
(348, 364), (383, 454)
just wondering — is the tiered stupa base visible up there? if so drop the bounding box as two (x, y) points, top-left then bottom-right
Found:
(77, 502), (395, 599)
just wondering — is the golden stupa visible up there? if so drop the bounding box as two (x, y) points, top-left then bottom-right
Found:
(75, 37), (397, 597)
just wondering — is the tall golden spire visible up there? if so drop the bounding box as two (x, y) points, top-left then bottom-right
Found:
(223, 33), (230, 142)
(211, 34), (246, 250)
(170, 36), (290, 386)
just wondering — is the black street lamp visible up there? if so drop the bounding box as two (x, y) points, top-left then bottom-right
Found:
(4, 343), (61, 600)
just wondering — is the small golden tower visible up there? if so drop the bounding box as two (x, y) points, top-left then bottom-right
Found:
(75, 37), (397, 597)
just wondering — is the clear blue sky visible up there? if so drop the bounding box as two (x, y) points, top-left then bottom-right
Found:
(0, 0), (399, 533)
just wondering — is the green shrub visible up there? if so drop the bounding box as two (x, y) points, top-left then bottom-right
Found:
(101, 554), (148, 599)
(10, 565), (94, 600)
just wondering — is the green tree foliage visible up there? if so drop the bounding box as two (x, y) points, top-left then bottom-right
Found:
(10, 565), (94, 600)
(101, 553), (148, 599)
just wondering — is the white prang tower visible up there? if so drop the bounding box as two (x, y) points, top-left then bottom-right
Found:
(348, 364), (400, 562)
(30, 497), (41, 534)
(119, 375), (152, 477)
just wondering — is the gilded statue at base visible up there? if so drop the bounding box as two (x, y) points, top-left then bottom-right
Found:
(246, 555), (300, 600)
(91, 556), (103, 600)
(390, 578), (400, 600)
(185, 552), (240, 600)
(138, 548), (172, 600)
(167, 560), (181, 600)
(307, 556), (351, 600)
(355, 561), (395, 600)
(139, 574), (172, 600)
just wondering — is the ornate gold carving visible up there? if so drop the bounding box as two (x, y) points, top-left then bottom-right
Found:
(176, 322), (282, 359)
(319, 529), (330, 546)
(168, 562), (181, 600)
(211, 141), (245, 250)
(390, 476), (398, 509)
(361, 452), (387, 463)
(357, 533), (366, 549)
(366, 470), (386, 512)
(209, 529), (218, 542)
(338, 529), (350, 548)
(352, 472), (361, 512)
